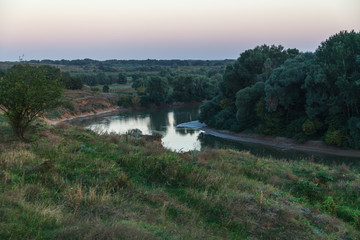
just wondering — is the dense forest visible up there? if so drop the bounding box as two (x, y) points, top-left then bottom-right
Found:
(199, 31), (360, 149)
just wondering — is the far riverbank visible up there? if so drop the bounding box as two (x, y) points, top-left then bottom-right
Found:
(178, 121), (360, 159)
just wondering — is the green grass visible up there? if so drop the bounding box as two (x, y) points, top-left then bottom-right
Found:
(0, 121), (359, 239)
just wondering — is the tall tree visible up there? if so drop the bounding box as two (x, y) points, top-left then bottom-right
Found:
(305, 31), (360, 121)
(0, 65), (64, 138)
(146, 76), (169, 105)
(118, 73), (127, 84)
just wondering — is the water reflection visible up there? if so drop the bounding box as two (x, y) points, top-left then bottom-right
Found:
(75, 105), (203, 152)
(71, 105), (360, 166)
(147, 109), (170, 134)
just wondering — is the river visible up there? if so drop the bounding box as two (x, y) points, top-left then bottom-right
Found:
(71, 105), (360, 166)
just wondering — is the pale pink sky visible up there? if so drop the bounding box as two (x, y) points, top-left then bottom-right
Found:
(0, 0), (359, 60)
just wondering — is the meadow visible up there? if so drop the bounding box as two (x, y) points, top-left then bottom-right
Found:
(0, 119), (359, 239)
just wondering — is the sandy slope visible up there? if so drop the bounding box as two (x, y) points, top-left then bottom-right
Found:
(44, 107), (123, 125)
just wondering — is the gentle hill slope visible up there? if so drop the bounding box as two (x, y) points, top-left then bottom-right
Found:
(0, 120), (359, 239)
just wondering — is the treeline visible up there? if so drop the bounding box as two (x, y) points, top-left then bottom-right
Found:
(76, 73), (127, 86)
(27, 59), (235, 67)
(0, 66), (83, 90)
(199, 31), (360, 149)
(129, 73), (221, 106)
(115, 71), (221, 107)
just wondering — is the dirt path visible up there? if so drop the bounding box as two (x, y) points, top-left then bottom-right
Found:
(177, 121), (360, 159)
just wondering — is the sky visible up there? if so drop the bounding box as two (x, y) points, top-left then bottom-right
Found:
(0, 0), (359, 61)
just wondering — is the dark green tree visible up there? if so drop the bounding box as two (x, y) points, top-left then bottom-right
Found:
(172, 75), (196, 102)
(103, 85), (109, 93)
(0, 65), (64, 138)
(305, 31), (360, 120)
(146, 76), (169, 105)
(96, 72), (107, 85)
(264, 53), (314, 114)
(304, 31), (360, 146)
(235, 82), (265, 131)
(118, 73), (127, 84)
(201, 44), (299, 131)
(61, 72), (83, 90)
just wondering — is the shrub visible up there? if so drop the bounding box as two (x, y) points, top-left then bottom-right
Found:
(90, 87), (100, 92)
(103, 85), (109, 93)
(302, 119), (316, 136)
(322, 196), (336, 213)
(291, 180), (319, 201)
(63, 101), (75, 111)
(315, 171), (334, 184)
(324, 129), (347, 147)
(336, 205), (360, 226)
(118, 95), (131, 107)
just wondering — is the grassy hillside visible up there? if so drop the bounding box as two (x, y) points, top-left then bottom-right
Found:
(0, 120), (359, 239)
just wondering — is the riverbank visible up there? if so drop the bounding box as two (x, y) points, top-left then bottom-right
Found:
(45, 102), (203, 125)
(44, 107), (124, 125)
(178, 121), (360, 159)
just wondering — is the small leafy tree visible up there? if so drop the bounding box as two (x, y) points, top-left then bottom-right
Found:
(146, 76), (169, 105)
(103, 85), (109, 93)
(0, 65), (64, 138)
(118, 73), (127, 84)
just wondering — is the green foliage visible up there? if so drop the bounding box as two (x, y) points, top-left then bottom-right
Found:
(146, 76), (169, 105)
(118, 95), (132, 108)
(322, 196), (336, 213)
(90, 86), (100, 92)
(62, 101), (75, 111)
(61, 72), (83, 90)
(102, 85), (109, 93)
(171, 75), (196, 102)
(1, 124), (360, 239)
(255, 99), (284, 136)
(305, 30), (360, 130)
(302, 119), (316, 136)
(336, 206), (360, 224)
(200, 31), (360, 149)
(285, 117), (307, 141)
(291, 180), (319, 201)
(324, 129), (347, 147)
(0, 65), (63, 138)
(171, 75), (218, 102)
(198, 97), (221, 124)
(132, 77), (149, 90)
(220, 44), (299, 100)
(118, 73), (127, 84)
(213, 108), (236, 129)
(235, 82), (264, 131)
(347, 117), (360, 148)
(315, 171), (333, 184)
(136, 86), (146, 95)
(265, 53), (313, 112)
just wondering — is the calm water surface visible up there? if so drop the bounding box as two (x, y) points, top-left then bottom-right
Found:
(71, 105), (360, 166)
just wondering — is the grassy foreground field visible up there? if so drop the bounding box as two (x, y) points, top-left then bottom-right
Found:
(0, 120), (359, 239)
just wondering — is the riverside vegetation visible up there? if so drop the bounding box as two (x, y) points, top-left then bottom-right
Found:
(199, 31), (360, 149)
(0, 119), (360, 239)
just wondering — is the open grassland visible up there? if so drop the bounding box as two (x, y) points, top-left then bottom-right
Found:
(0, 120), (359, 239)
